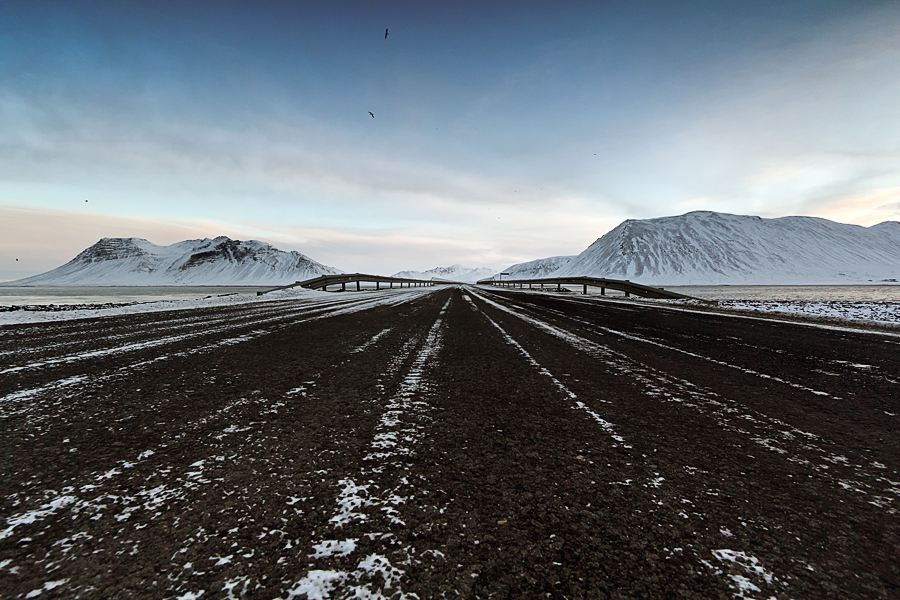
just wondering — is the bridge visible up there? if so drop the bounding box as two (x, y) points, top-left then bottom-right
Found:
(258, 273), (705, 302)
(476, 275), (706, 301)
(257, 273), (456, 295)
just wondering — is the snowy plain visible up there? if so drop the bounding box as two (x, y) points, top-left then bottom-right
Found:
(0, 288), (329, 326)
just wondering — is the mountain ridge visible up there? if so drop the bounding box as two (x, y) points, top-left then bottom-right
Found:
(4, 236), (342, 286)
(547, 211), (900, 285)
(495, 255), (575, 280)
(391, 264), (497, 283)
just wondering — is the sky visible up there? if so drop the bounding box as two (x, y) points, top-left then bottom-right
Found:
(2, 0), (900, 280)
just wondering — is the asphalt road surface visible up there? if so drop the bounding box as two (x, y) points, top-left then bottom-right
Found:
(1, 286), (897, 599)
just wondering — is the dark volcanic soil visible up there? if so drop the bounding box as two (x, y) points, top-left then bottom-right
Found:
(0, 287), (897, 599)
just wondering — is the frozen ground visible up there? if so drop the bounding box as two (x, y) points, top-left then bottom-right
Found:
(717, 299), (900, 325)
(0, 287), (329, 326)
(1, 285), (897, 598)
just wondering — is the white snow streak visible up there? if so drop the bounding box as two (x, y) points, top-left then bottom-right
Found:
(286, 297), (451, 599)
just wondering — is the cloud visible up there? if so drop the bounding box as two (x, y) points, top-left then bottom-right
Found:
(808, 187), (900, 226)
(0, 89), (573, 226)
(614, 5), (900, 220)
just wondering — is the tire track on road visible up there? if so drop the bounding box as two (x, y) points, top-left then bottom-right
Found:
(0, 289), (452, 600)
(286, 296), (452, 600)
(470, 288), (899, 514)
(468, 287), (897, 598)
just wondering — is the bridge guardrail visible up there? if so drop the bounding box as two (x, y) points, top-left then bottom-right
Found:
(257, 273), (457, 295)
(475, 276), (710, 302)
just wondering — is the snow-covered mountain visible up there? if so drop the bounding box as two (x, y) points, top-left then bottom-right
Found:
(391, 264), (497, 283)
(495, 255), (575, 280)
(550, 211), (900, 285)
(4, 237), (342, 286)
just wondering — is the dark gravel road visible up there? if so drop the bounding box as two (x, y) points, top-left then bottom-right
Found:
(1, 286), (897, 599)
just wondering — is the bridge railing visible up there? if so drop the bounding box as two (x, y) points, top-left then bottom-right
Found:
(257, 273), (457, 295)
(475, 276), (708, 302)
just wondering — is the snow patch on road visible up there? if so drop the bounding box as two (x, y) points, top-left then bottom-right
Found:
(707, 548), (781, 599)
(289, 297), (452, 599)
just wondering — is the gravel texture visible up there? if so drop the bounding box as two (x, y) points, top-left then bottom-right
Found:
(0, 286), (897, 599)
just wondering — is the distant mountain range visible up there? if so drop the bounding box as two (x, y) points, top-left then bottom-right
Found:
(391, 265), (498, 283)
(7, 211), (898, 287)
(499, 211), (900, 285)
(3, 237), (341, 286)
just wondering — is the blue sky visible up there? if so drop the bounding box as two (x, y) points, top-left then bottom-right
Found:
(2, 0), (900, 279)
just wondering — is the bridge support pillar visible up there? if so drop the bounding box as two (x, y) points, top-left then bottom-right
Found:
(557, 283), (561, 291)
(356, 281), (360, 291)
(376, 281), (380, 290)
(341, 282), (346, 292)
(321, 285), (326, 291)
(583, 284), (587, 295)
(601, 287), (605, 295)
(625, 291), (630, 297)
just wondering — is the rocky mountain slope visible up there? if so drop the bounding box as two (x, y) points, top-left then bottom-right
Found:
(495, 256), (575, 280)
(391, 265), (497, 283)
(4, 237), (341, 285)
(551, 211), (900, 285)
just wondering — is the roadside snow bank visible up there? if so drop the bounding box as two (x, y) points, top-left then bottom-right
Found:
(718, 300), (900, 325)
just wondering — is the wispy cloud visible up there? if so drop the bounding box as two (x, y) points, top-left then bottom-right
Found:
(3, 1), (900, 275)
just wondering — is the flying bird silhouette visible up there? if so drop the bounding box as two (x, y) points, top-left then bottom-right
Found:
(368, 112), (375, 118)
(384, 28), (389, 39)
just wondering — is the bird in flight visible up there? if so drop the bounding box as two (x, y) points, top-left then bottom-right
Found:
(369, 112), (375, 118)
(384, 28), (389, 39)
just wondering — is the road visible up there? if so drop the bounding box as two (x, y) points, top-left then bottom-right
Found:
(1, 286), (897, 599)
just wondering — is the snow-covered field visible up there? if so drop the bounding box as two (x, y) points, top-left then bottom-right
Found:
(0, 288), (329, 326)
(717, 300), (900, 325)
